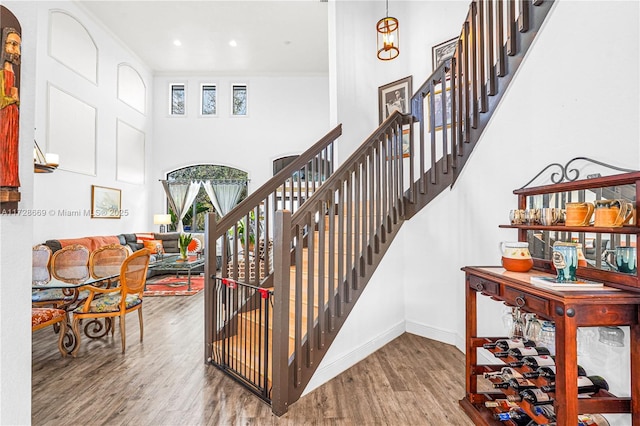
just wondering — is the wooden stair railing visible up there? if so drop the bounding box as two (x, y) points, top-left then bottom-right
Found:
(405, 0), (554, 217)
(204, 0), (555, 416)
(205, 125), (341, 359)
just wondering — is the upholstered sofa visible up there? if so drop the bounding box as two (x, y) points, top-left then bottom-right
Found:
(42, 232), (206, 278)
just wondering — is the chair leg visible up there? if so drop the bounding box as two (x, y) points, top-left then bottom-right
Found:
(71, 317), (82, 358)
(138, 307), (143, 342)
(120, 314), (126, 353)
(56, 317), (67, 358)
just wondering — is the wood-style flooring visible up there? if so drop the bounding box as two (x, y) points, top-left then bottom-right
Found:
(32, 292), (474, 425)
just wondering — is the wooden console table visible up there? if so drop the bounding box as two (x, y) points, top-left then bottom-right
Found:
(460, 266), (640, 425)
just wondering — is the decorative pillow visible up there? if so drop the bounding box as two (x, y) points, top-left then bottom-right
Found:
(143, 240), (163, 254)
(136, 233), (155, 244)
(187, 238), (202, 253)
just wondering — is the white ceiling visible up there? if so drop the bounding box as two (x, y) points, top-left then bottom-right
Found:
(77, 0), (329, 75)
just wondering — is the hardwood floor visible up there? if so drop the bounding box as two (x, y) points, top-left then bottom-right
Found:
(32, 292), (474, 425)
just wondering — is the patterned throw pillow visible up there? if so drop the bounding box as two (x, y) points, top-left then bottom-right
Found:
(187, 238), (202, 253)
(135, 233), (155, 244)
(143, 240), (163, 254)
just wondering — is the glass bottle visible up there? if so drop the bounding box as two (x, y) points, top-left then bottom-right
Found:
(541, 375), (609, 395)
(493, 377), (537, 392)
(523, 364), (587, 380)
(494, 407), (533, 425)
(519, 388), (554, 405)
(508, 354), (555, 368)
(494, 346), (551, 359)
(578, 414), (610, 426)
(484, 367), (523, 380)
(483, 338), (536, 351)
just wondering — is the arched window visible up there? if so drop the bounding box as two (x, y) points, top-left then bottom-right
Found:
(165, 165), (248, 232)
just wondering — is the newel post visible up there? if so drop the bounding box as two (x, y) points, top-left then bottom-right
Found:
(204, 212), (218, 363)
(271, 209), (291, 416)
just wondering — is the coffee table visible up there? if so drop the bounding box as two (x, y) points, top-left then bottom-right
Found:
(147, 255), (205, 291)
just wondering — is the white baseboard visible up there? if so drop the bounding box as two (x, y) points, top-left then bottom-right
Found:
(302, 320), (497, 397)
(405, 319), (459, 346)
(301, 320), (405, 396)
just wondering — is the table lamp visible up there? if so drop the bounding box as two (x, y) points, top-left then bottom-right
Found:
(153, 214), (172, 233)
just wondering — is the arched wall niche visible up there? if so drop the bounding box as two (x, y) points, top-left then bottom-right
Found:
(117, 63), (146, 114)
(48, 10), (98, 84)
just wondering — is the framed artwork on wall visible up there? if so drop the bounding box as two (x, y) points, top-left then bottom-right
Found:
(378, 76), (412, 124)
(432, 37), (457, 71)
(91, 185), (121, 219)
(427, 85), (452, 132)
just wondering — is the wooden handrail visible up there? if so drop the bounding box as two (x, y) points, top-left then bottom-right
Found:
(215, 124), (342, 236)
(206, 0), (556, 416)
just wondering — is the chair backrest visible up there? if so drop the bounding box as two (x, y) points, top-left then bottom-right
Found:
(51, 244), (90, 283)
(89, 244), (129, 279)
(33, 244), (52, 285)
(120, 248), (151, 296)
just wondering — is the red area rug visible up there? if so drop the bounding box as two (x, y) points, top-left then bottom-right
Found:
(144, 275), (204, 297)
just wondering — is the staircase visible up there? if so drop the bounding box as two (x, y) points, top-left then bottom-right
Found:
(204, 0), (555, 416)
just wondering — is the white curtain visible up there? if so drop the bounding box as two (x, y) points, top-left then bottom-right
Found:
(162, 180), (201, 233)
(202, 180), (245, 217)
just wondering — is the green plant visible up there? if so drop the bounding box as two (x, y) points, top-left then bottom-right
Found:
(178, 233), (193, 259)
(236, 211), (264, 247)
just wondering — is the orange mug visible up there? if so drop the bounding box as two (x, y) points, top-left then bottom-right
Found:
(594, 199), (634, 227)
(565, 202), (594, 227)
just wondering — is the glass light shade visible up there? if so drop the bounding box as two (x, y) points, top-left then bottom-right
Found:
(377, 16), (399, 61)
(45, 153), (59, 166)
(154, 214), (172, 225)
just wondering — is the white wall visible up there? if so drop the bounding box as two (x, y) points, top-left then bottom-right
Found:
(332, 1), (470, 162)
(149, 75), (330, 215)
(0, 2), (37, 424)
(311, 1), (640, 415)
(1, 1), (152, 422)
(306, 0), (470, 393)
(30, 1), (154, 244)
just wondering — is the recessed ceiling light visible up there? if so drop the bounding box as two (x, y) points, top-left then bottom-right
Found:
(173, 40), (182, 47)
(229, 40), (237, 47)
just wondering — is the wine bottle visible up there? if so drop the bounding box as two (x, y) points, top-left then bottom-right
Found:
(493, 377), (537, 391)
(541, 375), (609, 395)
(493, 408), (533, 425)
(578, 414), (610, 426)
(534, 404), (556, 421)
(484, 367), (523, 380)
(519, 388), (554, 405)
(494, 346), (551, 359)
(483, 338), (536, 350)
(508, 354), (555, 368)
(523, 364), (587, 379)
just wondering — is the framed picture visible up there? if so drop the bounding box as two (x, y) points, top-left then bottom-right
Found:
(432, 37), (457, 71)
(378, 76), (413, 124)
(91, 185), (121, 219)
(427, 85), (452, 132)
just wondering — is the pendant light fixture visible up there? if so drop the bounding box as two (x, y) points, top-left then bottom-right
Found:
(376, 0), (399, 61)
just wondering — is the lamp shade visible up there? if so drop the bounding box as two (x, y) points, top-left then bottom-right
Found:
(153, 214), (172, 225)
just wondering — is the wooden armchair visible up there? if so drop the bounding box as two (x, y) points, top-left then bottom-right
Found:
(71, 249), (150, 357)
(32, 244), (90, 308)
(89, 243), (130, 283)
(32, 307), (67, 357)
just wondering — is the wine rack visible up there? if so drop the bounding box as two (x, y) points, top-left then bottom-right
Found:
(460, 170), (640, 425)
